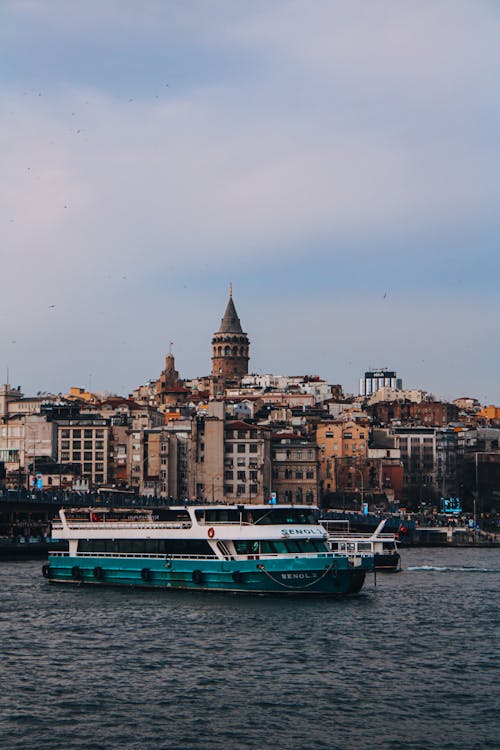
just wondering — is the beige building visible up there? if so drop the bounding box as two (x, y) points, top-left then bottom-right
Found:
(316, 420), (369, 494)
(271, 433), (319, 505)
(0, 413), (57, 486)
(195, 401), (271, 503)
(56, 416), (112, 489)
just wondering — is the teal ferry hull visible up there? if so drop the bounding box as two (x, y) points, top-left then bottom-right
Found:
(44, 554), (371, 596)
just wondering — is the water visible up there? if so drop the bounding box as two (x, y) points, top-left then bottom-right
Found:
(1, 548), (498, 750)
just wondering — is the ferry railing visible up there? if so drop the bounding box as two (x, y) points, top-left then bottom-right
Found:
(48, 550), (373, 561)
(49, 551), (218, 560)
(326, 531), (395, 540)
(52, 522), (192, 530)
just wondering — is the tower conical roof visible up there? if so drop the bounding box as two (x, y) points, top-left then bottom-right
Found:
(218, 295), (243, 334)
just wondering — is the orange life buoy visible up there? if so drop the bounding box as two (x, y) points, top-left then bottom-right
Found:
(208, 527), (215, 538)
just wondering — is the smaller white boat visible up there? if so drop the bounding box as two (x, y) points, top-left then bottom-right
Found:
(321, 519), (401, 572)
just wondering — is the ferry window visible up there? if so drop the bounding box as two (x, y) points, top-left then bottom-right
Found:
(285, 541), (301, 553)
(311, 540), (327, 552)
(271, 541), (288, 554)
(260, 541), (274, 554)
(234, 541), (259, 555)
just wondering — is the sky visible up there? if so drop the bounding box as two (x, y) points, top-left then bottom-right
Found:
(1, 0), (499, 404)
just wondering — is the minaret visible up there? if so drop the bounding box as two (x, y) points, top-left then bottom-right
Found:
(211, 286), (250, 379)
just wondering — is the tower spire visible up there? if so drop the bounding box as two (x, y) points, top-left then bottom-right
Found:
(211, 289), (250, 379)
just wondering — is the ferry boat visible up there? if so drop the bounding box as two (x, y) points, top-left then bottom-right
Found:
(42, 504), (374, 595)
(322, 519), (401, 572)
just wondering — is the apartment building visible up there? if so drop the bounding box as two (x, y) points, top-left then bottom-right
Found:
(56, 415), (112, 488)
(196, 401), (271, 503)
(316, 420), (369, 494)
(271, 433), (319, 505)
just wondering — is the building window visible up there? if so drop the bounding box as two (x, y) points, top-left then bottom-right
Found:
(237, 485), (245, 495)
(295, 470), (303, 479)
(306, 469), (314, 479)
(225, 443), (234, 453)
(224, 471), (233, 481)
(237, 444), (246, 453)
(83, 463), (92, 472)
(249, 444), (258, 453)
(237, 471), (246, 481)
(84, 430), (93, 438)
(84, 452), (93, 461)
(249, 484), (257, 495)
(72, 451), (81, 460)
(224, 485), (233, 494)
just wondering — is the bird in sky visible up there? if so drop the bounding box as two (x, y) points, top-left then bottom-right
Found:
(48, 305), (56, 309)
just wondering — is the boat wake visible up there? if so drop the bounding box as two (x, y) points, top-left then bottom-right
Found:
(407, 565), (500, 573)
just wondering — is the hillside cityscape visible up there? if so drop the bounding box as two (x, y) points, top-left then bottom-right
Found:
(1, 290), (499, 515)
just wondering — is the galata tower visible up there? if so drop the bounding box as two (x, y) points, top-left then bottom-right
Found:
(211, 287), (250, 379)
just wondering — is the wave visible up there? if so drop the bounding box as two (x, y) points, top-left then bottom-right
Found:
(407, 565), (500, 573)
